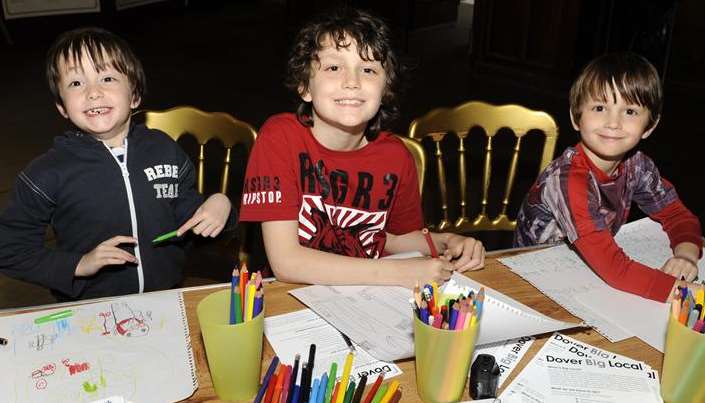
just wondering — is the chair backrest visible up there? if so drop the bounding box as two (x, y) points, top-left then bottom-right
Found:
(408, 101), (559, 232)
(143, 106), (257, 195)
(395, 134), (426, 195)
(142, 106), (258, 264)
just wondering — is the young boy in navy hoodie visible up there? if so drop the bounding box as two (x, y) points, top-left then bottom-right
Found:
(0, 27), (233, 300)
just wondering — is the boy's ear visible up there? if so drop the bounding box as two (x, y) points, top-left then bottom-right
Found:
(569, 109), (580, 131)
(130, 94), (141, 109)
(641, 116), (660, 140)
(55, 103), (69, 119)
(298, 84), (312, 102)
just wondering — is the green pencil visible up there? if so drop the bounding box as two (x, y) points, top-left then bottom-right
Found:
(152, 230), (178, 244)
(371, 384), (389, 403)
(34, 309), (73, 324)
(325, 361), (337, 403)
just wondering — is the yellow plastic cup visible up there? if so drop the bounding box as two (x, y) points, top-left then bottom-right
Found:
(197, 289), (264, 401)
(661, 315), (705, 403)
(414, 315), (479, 403)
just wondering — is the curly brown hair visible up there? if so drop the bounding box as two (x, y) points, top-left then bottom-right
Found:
(569, 52), (662, 130)
(46, 27), (146, 107)
(285, 7), (403, 138)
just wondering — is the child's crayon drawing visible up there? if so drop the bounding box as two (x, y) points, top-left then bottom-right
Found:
(0, 292), (197, 402)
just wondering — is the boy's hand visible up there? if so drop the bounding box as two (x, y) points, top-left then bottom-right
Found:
(177, 193), (231, 238)
(75, 236), (138, 277)
(442, 234), (485, 273)
(662, 256), (698, 281)
(401, 257), (455, 288)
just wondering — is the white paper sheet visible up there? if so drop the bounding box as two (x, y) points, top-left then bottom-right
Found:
(500, 333), (662, 403)
(0, 292), (197, 403)
(290, 273), (580, 362)
(500, 217), (705, 351)
(264, 309), (401, 383)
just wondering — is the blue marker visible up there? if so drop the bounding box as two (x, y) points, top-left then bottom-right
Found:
(254, 356), (279, 403)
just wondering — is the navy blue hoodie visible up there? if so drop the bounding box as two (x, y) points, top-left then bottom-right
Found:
(0, 124), (208, 300)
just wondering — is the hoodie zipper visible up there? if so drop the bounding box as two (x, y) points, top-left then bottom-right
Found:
(105, 139), (145, 293)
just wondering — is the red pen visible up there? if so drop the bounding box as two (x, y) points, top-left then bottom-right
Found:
(422, 228), (439, 258)
(263, 364), (280, 403)
(362, 373), (385, 403)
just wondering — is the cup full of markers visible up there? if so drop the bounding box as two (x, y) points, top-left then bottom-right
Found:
(412, 281), (484, 403)
(661, 285), (705, 403)
(196, 263), (265, 400)
(254, 346), (403, 403)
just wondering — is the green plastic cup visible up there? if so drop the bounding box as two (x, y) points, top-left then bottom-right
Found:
(197, 289), (264, 400)
(414, 315), (479, 403)
(661, 315), (705, 403)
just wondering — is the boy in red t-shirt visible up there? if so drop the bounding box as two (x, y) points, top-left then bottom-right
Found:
(239, 8), (485, 287)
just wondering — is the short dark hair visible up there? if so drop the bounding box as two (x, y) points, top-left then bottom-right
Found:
(285, 7), (403, 138)
(569, 52), (662, 130)
(46, 27), (146, 106)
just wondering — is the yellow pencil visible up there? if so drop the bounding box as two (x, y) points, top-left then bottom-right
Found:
(336, 352), (354, 403)
(246, 282), (256, 321)
(379, 380), (399, 403)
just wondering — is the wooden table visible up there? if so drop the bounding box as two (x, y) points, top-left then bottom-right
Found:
(182, 255), (664, 402)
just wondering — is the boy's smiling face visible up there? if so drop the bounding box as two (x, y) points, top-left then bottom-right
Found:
(300, 35), (387, 148)
(55, 49), (140, 146)
(572, 87), (657, 175)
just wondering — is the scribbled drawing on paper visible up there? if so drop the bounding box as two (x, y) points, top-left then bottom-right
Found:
(99, 303), (152, 337)
(0, 292), (197, 403)
(31, 362), (56, 390)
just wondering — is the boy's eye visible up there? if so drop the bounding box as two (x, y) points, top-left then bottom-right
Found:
(591, 105), (605, 112)
(324, 65), (339, 72)
(625, 108), (638, 116)
(68, 81), (82, 88)
(362, 67), (377, 74)
(102, 76), (116, 83)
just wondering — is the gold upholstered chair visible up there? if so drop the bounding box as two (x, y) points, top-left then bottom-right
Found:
(396, 134), (426, 195)
(408, 101), (559, 233)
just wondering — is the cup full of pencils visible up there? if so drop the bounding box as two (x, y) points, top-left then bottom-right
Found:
(661, 285), (705, 403)
(196, 263), (265, 400)
(412, 282), (483, 403)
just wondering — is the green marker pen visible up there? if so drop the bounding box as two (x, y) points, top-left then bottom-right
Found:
(152, 230), (178, 244)
(34, 309), (73, 324)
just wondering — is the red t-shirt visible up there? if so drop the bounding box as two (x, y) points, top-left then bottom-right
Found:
(239, 113), (423, 258)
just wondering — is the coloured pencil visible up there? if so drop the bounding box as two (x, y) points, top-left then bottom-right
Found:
(151, 230), (178, 244)
(388, 389), (401, 403)
(272, 364), (287, 403)
(263, 364), (280, 403)
(336, 352), (354, 403)
(343, 380), (356, 403)
(378, 380), (398, 403)
(229, 268), (239, 324)
(291, 385), (301, 403)
(240, 264), (249, 312)
(362, 374), (384, 403)
(325, 362), (337, 403)
(351, 374), (367, 403)
(331, 382), (341, 403)
(254, 356), (280, 403)
(309, 378), (320, 403)
(280, 364), (292, 403)
(299, 362), (309, 403)
(287, 354), (301, 403)
(370, 383), (388, 403)
(34, 309), (73, 324)
(317, 372), (328, 403)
